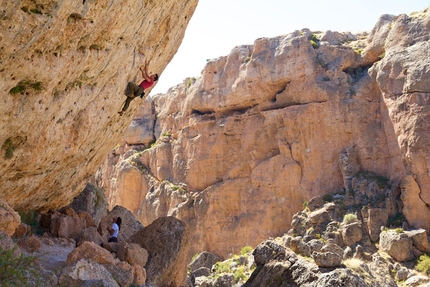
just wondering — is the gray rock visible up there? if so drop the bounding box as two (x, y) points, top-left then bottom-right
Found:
(367, 208), (388, 242)
(193, 266), (211, 278)
(252, 240), (286, 265)
(214, 273), (234, 287)
(406, 229), (430, 253)
(342, 222), (363, 246)
(58, 259), (120, 287)
(307, 196), (325, 211)
(189, 251), (221, 272)
(380, 230), (414, 262)
(312, 250), (342, 267)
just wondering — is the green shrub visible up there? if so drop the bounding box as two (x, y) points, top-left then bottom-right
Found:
(310, 40), (318, 49)
(240, 245), (253, 255)
(213, 261), (231, 274)
(343, 213), (358, 224)
(233, 266), (247, 283)
(303, 201), (308, 210)
(0, 246), (40, 286)
(309, 34), (319, 49)
(416, 254), (430, 275)
(2, 138), (15, 159)
(9, 80), (42, 94)
(395, 228), (404, 234)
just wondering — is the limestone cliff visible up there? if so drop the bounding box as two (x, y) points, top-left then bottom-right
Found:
(0, 0), (198, 211)
(96, 7), (430, 259)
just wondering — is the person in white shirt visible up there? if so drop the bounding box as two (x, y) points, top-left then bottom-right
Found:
(107, 217), (122, 243)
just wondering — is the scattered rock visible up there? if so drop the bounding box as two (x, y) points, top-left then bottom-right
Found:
(77, 226), (104, 247)
(58, 259), (120, 287)
(17, 235), (41, 253)
(12, 222), (32, 238)
(67, 241), (115, 265)
(189, 251), (221, 272)
(117, 241), (149, 267)
(0, 198), (20, 236)
(0, 230), (21, 257)
(379, 230), (414, 262)
(342, 222), (363, 246)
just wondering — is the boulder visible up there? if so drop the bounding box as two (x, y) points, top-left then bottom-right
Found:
(406, 229), (430, 253)
(60, 206), (79, 218)
(192, 267), (211, 278)
(312, 243), (344, 268)
(342, 222), (363, 246)
(321, 243), (344, 256)
(307, 196), (326, 212)
(78, 211), (96, 228)
(189, 251), (221, 272)
(98, 205), (144, 242)
(400, 176), (430, 231)
(117, 241), (149, 267)
(308, 208), (331, 225)
(214, 273), (234, 287)
(343, 246), (354, 260)
(312, 250), (342, 267)
(195, 276), (214, 287)
(17, 235), (41, 253)
(367, 208), (388, 242)
(128, 216), (189, 287)
(0, 230), (21, 257)
(132, 264), (147, 286)
(0, 198), (20, 236)
(379, 230), (414, 262)
(12, 223), (32, 238)
(404, 275), (430, 287)
(50, 213), (86, 242)
(77, 226), (104, 247)
(58, 259), (119, 287)
(395, 267), (409, 281)
(315, 268), (369, 287)
(67, 241), (115, 265)
(307, 239), (324, 253)
(290, 236), (310, 257)
(252, 240), (286, 265)
(103, 263), (134, 287)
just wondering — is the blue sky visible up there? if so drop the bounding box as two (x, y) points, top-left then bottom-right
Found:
(151, 0), (429, 94)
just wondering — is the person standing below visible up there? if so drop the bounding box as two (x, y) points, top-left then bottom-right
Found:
(118, 60), (159, 116)
(107, 217), (122, 243)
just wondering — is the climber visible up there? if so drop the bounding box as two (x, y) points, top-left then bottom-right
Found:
(107, 216), (122, 243)
(118, 59), (158, 116)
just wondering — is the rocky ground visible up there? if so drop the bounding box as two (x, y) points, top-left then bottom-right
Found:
(0, 193), (188, 287)
(185, 169), (430, 287)
(2, 166), (430, 286)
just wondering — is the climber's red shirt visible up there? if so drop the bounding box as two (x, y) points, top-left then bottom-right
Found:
(139, 78), (154, 90)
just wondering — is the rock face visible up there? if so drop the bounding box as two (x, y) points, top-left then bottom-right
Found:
(95, 7), (430, 259)
(0, 0), (198, 212)
(128, 216), (190, 287)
